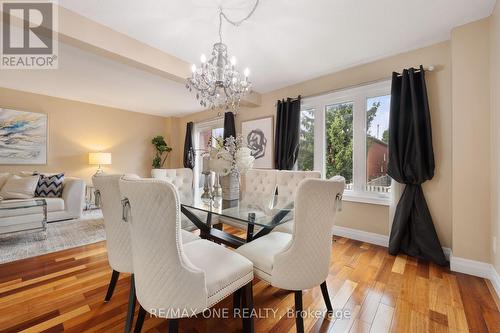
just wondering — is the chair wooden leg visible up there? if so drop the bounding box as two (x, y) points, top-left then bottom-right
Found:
(168, 319), (179, 333)
(104, 270), (120, 302)
(234, 288), (242, 310)
(320, 281), (333, 313)
(242, 281), (255, 333)
(294, 290), (304, 333)
(124, 274), (136, 333)
(134, 306), (146, 333)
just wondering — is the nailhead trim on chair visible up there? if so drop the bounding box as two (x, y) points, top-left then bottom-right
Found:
(207, 271), (254, 307)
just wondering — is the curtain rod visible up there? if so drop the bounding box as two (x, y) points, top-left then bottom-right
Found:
(395, 65), (435, 77)
(293, 65), (436, 103)
(273, 95), (301, 107)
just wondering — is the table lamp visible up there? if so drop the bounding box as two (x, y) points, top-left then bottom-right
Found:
(89, 152), (111, 175)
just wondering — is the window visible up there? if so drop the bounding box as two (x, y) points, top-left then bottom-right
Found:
(193, 120), (224, 188)
(298, 80), (391, 204)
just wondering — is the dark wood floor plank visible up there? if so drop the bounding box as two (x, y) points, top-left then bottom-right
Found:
(0, 309), (60, 333)
(456, 273), (491, 332)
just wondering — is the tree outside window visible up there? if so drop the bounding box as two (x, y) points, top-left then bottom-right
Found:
(325, 103), (353, 183)
(297, 109), (315, 171)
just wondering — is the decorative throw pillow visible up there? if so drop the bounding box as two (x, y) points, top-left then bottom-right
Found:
(0, 175), (39, 199)
(35, 173), (65, 198)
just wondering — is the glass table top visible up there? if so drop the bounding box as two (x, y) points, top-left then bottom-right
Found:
(182, 191), (294, 228)
(0, 199), (46, 210)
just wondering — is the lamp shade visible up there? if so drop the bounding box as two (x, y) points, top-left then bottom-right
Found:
(89, 152), (112, 165)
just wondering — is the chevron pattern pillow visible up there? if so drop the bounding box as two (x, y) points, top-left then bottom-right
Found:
(35, 173), (65, 198)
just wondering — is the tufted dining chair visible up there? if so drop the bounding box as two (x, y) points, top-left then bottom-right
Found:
(219, 169), (278, 230)
(92, 174), (199, 333)
(119, 177), (255, 333)
(236, 177), (345, 333)
(151, 168), (215, 230)
(272, 170), (321, 234)
(243, 169), (278, 194)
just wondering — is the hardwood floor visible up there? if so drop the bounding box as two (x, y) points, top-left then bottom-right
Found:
(0, 227), (499, 333)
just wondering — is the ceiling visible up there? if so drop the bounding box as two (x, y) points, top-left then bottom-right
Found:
(0, 38), (204, 116)
(59, 0), (496, 93)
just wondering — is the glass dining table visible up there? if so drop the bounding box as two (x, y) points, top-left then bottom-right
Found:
(181, 191), (294, 248)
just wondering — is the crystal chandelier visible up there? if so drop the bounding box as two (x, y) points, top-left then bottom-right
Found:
(186, 1), (259, 111)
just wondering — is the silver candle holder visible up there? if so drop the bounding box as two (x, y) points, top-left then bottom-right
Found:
(201, 171), (212, 204)
(200, 154), (212, 203)
(212, 173), (222, 201)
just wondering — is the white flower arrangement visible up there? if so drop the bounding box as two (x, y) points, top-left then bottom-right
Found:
(208, 135), (255, 176)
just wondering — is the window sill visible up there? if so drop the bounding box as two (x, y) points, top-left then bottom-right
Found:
(342, 192), (390, 206)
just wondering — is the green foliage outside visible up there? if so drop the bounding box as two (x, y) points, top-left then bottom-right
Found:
(325, 103), (354, 181)
(297, 102), (381, 184)
(297, 110), (315, 171)
(151, 135), (172, 169)
(382, 129), (389, 143)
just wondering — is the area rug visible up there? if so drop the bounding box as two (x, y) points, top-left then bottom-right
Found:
(0, 210), (105, 264)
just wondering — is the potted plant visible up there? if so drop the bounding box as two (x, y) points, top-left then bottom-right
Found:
(151, 135), (172, 178)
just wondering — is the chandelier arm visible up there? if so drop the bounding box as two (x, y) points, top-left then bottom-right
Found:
(201, 74), (211, 86)
(209, 84), (218, 97)
(223, 85), (230, 98)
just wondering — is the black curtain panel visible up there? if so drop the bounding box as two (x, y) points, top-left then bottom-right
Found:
(275, 96), (301, 170)
(387, 66), (447, 266)
(183, 122), (195, 169)
(223, 112), (236, 140)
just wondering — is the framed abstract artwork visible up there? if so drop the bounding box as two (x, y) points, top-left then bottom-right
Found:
(241, 116), (274, 169)
(0, 108), (48, 165)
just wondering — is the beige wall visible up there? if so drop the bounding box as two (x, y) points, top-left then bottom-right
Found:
(490, 3), (500, 275)
(0, 88), (166, 184)
(170, 42), (452, 244)
(451, 19), (492, 263)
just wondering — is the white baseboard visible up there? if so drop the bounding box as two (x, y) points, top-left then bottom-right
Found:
(332, 225), (451, 261)
(332, 225), (389, 247)
(491, 266), (500, 299)
(450, 255), (492, 278)
(450, 253), (500, 298)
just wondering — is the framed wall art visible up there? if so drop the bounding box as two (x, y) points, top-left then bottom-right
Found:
(0, 108), (48, 165)
(241, 116), (273, 169)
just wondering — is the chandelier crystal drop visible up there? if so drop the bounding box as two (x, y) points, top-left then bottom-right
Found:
(186, 1), (259, 111)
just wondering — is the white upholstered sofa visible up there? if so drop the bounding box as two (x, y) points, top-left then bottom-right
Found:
(0, 175), (86, 234)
